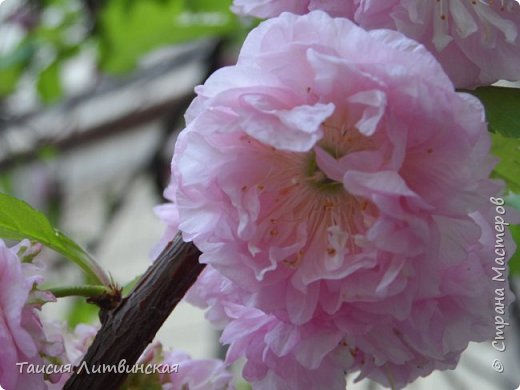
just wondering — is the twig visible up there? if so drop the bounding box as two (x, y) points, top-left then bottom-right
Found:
(63, 234), (204, 390)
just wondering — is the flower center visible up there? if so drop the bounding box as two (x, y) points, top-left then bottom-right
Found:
(237, 114), (380, 274)
(304, 150), (344, 194)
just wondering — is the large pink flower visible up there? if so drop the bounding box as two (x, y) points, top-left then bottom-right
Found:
(354, 0), (520, 88)
(164, 11), (515, 389)
(0, 240), (64, 390)
(231, 0), (355, 19)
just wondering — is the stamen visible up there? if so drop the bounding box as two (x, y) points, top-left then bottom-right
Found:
(326, 247), (337, 256)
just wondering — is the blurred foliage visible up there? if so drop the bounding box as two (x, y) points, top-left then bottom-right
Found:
(67, 296), (100, 328)
(37, 144), (59, 161)
(99, 0), (239, 73)
(0, 0), (239, 103)
(510, 224), (520, 275)
(122, 274), (141, 296)
(469, 87), (520, 275)
(491, 132), (520, 193)
(36, 59), (62, 102)
(467, 86), (520, 139)
(0, 171), (14, 195)
(0, 39), (34, 95)
(121, 372), (162, 390)
(0, 0), (87, 102)
(236, 380), (252, 390)
(465, 86), (520, 193)
(506, 194), (520, 275)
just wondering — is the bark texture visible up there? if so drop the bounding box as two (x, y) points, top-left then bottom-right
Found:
(64, 234), (204, 390)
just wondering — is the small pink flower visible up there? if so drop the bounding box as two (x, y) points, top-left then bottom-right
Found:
(161, 349), (234, 390)
(165, 10), (515, 389)
(45, 323), (101, 390)
(51, 323), (234, 390)
(63, 323), (99, 365)
(0, 240), (64, 390)
(133, 341), (235, 390)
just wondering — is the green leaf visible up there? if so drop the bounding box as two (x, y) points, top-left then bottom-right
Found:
(491, 132), (520, 193)
(98, 0), (239, 73)
(0, 192), (110, 286)
(465, 86), (520, 139)
(37, 61), (63, 104)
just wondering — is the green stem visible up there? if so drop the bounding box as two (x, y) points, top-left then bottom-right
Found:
(47, 285), (113, 299)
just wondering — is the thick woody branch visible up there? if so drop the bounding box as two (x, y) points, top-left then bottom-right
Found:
(64, 234), (204, 390)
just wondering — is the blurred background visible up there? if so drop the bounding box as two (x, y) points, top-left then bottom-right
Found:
(0, 0), (519, 389)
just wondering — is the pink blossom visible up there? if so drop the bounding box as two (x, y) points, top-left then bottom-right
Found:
(187, 267), (349, 390)
(128, 339), (235, 389)
(188, 239), (512, 389)
(165, 10), (515, 389)
(231, 0), (355, 19)
(161, 349), (234, 390)
(231, 1), (520, 88)
(0, 240), (64, 390)
(50, 323), (234, 390)
(45, 323), (101, 389)
(62, 323), (98, 365)
(354, 0), (520, 87)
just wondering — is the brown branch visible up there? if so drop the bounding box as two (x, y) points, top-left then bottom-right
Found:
(63, 234), (204, 390)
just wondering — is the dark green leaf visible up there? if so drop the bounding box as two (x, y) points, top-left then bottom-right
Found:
(466, 86), (520, 139)
(0, 192), (109, 285)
